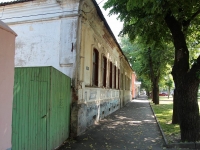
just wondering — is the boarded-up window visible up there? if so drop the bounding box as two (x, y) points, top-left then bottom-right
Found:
(102, 55), (107, 87)
(109, 62), (112, 88)
(93, 49), (99, 86)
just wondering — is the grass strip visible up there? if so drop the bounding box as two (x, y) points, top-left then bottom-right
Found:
(151, 96), (200, 143)
(151, 102), (180, 143)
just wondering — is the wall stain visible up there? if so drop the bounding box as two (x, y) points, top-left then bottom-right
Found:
(16, 41), (25, 49)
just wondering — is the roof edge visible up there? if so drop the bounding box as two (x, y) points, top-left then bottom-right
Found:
(92, 0), (133, 71)
(0, 0), (34, 6)
(0, 20), (17, 36)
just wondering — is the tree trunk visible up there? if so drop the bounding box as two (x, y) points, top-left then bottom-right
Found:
(146, 90), (150, 98)
(179, 75), (200, 141)
(148, 48), (160, 104)
(167, 86), (170, 99)
(165, 12), (200, 141)
(152, 77), (159, 105)
(172, 89), (179, 124)
(151, 86), (155, 103)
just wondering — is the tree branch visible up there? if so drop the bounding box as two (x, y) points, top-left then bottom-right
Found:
(190, 55), (200, 77)
(197, 54), (200, 64)
(183, 8), (200, 30)
(189, 8), (200, 22)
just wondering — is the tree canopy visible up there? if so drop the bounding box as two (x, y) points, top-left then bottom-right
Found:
(104, 0), (200, 142)
(120, 35), (173, 104)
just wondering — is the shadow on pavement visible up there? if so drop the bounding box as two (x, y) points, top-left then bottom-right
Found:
(58, 98), (164, 150)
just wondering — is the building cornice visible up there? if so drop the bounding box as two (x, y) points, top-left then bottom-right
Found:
(0, 0), (80, 24)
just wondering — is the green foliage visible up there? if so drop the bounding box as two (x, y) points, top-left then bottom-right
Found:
(104, 0), (200, 141)
(139, 78), (151, 93)
(151, 97), (200, 143)
(105, 0), (176, 96)
(165, 76), (173, 88)
(104, 0), (171, 45)
(119, 35), (174, 94)
(104, 0), (200, 60)
(158, 74), (174, 92)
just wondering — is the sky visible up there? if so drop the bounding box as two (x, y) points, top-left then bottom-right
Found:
(95, 0), (123, 41)
(0, 0), (123, 41)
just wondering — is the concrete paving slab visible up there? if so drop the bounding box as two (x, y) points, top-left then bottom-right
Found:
(58, 96), (166, 150)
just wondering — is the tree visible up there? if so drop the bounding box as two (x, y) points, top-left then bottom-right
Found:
(104, 0), (200, 141)
(165, 75), (173, 99)
(140, 78), (151, 97)
(120, 36), (173, 104)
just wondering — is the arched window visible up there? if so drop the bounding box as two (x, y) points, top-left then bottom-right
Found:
(102, 55), (107, 87)
(92, 49), (99, 86)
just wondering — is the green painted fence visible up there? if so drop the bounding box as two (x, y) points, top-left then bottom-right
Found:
(12, 67), (71, 150)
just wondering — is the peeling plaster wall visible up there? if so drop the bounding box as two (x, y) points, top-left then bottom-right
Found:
(14, 21), (60, 66)
(77, 99), (120, 134)
(0, 0), (80, 78)
(120, 58), (132, 105)
(70, 0), (132, 136)
(0, 0), (133, 138)
(0, 0), (82, 139)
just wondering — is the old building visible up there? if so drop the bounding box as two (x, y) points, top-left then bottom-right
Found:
(0, 0), (133, 149)
(0, 20), (16, 150)
(132, 73), (141, 99)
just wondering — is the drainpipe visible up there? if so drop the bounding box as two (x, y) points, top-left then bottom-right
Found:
(75, 0), (84, 92)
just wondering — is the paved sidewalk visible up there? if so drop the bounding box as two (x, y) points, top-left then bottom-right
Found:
(58, 96), (165, 150)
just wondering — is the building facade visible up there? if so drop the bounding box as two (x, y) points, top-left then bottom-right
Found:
(132, 73), (141, 99)
(0, 0), (133, 149)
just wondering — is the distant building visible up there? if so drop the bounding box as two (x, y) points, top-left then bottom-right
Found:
(132, 73), (141, 98)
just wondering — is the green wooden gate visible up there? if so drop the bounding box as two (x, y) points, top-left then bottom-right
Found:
(12, 67), (71, 150)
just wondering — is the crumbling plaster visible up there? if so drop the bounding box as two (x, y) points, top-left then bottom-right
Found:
(1, 0), (81, 79)
(71, 0), (132, 136)
(0, 0), (133, 137)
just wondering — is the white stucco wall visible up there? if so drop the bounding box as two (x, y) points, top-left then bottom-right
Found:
(1, 0), (80, 79)
(11, 18), (77, 78)
(0, 20), (16, 150)
(14, 21), (60, 67)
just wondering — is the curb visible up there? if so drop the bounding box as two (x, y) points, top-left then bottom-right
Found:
(148, 101), (198, 149)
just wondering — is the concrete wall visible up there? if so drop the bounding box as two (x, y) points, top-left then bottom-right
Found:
(0, 20), (16, 150)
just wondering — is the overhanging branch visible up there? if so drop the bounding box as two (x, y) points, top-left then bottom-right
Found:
(189, 55), (200, 80)
(189, 8), (200, 22)
(183, 8), (200, 30)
